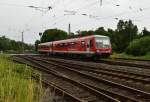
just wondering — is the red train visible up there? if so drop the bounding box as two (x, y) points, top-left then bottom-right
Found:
(38, 35), (112, 58)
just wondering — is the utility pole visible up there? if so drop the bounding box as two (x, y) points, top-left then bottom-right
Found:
(39, 32), (42, 41)
(68, 23), (71, 35)
(22, 31), (24, 53)
(100, 0), (102, 6)
(22, 31), (24, 43)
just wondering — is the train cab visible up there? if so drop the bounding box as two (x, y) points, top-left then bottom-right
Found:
(94, 35), (112, 57)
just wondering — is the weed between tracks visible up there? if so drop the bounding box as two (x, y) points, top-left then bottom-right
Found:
(111, 53), (150, 60)
(0, 54), (44, 102)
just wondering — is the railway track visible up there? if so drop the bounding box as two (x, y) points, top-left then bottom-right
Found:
(13, 56), (119, 102)
(39, 55), (150, 69)
(39, 56), (150, 75)
(99, 59), (150, 69)
(13, 57), (85, 102)
(38, 58), (150, 91)
(13, 55), (150, 102)
(37, 57), (150, 92)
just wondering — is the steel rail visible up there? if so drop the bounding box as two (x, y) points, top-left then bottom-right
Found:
(12, 57), (87, 102)
(44, 57), (150, 79)
(99, 59), (150, 69)
(46, 58), (150, 84)
(27, 56), (150, 102)
(13, 56), (119, 102)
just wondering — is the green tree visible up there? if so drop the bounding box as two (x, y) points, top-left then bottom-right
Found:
(80, 30), (94, 36)
(35, 40), (40, 51)
(95, 27), (109, 36)
(142, 27), (150, 37)
(0, 36), (34, 52)
(0, 36), (11, 51)
(41, 29), (68, 43)
(114, 20), (138, 52)
(126, 36), (150, 56)
(107, 29), (116, 51)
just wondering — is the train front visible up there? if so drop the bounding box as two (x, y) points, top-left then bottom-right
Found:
(94, 35), (112, 57)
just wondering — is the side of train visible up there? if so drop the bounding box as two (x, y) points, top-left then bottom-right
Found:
(38, 35), (112, 58)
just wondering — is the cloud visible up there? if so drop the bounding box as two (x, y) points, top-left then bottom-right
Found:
(0, 0), (150, 43)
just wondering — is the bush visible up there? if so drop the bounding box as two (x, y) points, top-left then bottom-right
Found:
(126, 36), (150, 56)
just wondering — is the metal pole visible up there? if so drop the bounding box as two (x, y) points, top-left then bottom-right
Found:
(39, 32), (42, 41)
(22, 32), (24, 43)
(100, 0), (102, 6)
(22, 31), (24, 53)
(68, 23), (71, 35)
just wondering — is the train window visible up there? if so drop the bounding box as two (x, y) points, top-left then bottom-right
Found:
(95, 37), (110, 48)
(81, 41), (85, 47)
(56, 43), (66, 48)
(67, 43), (70, 47)
(49, 44), (52, 47)
(69, 42), (76, 48)
(57, 44), (61, 48)
(44, 45), (49, 49)
(71, 42), (75, 45)
(60, 43), (63, 47)
(65, 43), (68, 46)
(62, 43), (65, 47)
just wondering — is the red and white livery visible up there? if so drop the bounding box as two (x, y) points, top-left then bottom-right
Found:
(38, 35), (112, 58)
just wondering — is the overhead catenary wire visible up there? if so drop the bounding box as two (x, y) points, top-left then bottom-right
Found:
(71, 1), (150, 31)
(46, 0), (100, 26)
(37, 0), (106, 28)
(38, 0), (150, 32)
(52, 0), (117, 22)
(1, 0), (150, 38)
(0, 2), (53, 13)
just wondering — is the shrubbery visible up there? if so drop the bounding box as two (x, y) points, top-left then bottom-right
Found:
(126, 36), (150, 56)
(0, 36), (34, 52)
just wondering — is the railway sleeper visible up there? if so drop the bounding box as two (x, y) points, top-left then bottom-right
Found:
(13, 55), (150, 101)
(17, 56), (119, 102)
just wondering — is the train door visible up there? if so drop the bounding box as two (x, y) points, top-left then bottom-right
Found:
(86, 40), (90, 53)
(86, 39), (93, 53)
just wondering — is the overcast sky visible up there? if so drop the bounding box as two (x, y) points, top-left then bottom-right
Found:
(0, 0), (150, 44)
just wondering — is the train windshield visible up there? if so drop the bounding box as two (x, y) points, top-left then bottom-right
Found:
(95, 37), (111, 48)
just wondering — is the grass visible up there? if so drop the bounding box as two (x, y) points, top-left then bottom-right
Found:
(111, 53), (150, 61)
(0, 54), (43, 102)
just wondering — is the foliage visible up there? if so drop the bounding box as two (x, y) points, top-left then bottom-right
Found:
(41, 29), (68, 43)
(126, 36), (150, 56)
(80, 30), (94, 36)
(113, 20), (138, 52)
(111, 53), (150, 60)
(35, 40), (40, 51)
(0, 54), (43, 102)
(95, 27), (110, 36)
(0, 36), (34, 52)
(142, 27), (150, 37)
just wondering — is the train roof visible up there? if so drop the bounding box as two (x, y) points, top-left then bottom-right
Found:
(39, 35), (109, 45)
(80, 35), (109, 39)
(38, 42), (52, 46)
